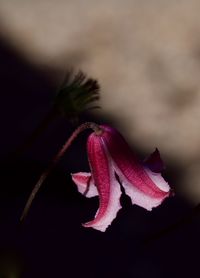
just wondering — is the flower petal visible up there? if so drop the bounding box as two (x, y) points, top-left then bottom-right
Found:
(71, 172), (98, 198)
(144, 167), (170, 192)
(83, 133), (122, 232)
(101, 125), (170, 199)
(116, 165), (170, 210)
(143, 148), (165, 173)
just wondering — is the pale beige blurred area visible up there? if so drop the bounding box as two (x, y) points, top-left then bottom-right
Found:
(1, 0), (200, 202)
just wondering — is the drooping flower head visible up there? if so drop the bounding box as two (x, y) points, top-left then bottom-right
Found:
(72, 125), (171, 232)
(20, 121), (172, 231)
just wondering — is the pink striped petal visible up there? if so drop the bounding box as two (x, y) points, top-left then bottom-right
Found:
(101, 125), (169, 199)
(83, 133), (122, 232)
(116, 164), (169, 210)
(71, 172), (98, 198)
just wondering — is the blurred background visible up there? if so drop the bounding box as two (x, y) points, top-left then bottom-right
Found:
(0, 0), (200, 277)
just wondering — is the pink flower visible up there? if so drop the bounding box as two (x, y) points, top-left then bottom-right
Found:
(72, 125), (171, 232)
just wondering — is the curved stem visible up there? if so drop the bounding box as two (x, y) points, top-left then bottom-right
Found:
(20, 122), (102, 222)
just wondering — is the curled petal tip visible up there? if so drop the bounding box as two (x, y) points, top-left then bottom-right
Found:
(71, 172), (98, 198)
(144, 148), (165, 173)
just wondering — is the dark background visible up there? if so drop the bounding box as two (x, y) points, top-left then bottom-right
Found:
(0, 38), (199, 278)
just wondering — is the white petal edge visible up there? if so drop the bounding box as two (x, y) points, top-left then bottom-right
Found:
(85, 164), (122, 232)
(144, 167), (170, 192)
(114, 164), (169, 211)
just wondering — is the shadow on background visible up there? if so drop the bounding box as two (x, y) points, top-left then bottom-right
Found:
(0, 37), (199, 278)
